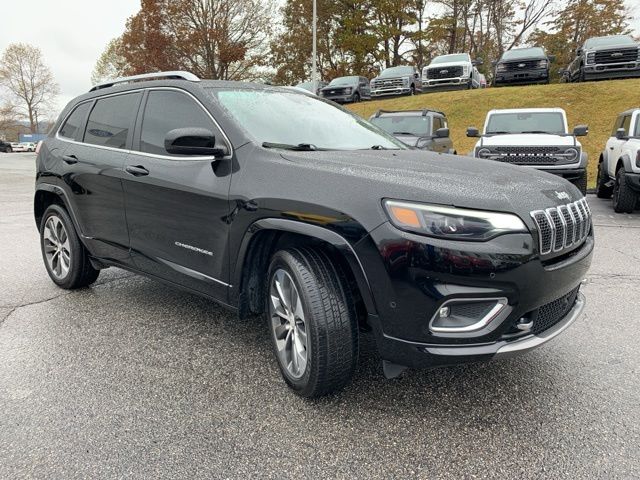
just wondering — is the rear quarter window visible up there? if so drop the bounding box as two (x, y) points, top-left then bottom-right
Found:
(59, 102), (91, 140)
(84, 92), (142, 149)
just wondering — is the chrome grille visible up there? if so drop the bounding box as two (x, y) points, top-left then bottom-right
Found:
(503, 60), (540, 71)
(530, 198), (592, 255)
(426, 66), (463, 79)
(372, 78), (404, 89)
(594, 48), (638, 64)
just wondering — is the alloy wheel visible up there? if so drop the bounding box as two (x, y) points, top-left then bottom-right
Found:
(43, 215), (71, 279)
(269, 269), (308, 379)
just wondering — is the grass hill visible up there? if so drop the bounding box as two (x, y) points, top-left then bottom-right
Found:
(348, 79), (640, 188)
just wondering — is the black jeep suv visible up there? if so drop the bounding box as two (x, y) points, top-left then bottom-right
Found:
(35, 71), (593, 397)
(493, 47), (553, 86)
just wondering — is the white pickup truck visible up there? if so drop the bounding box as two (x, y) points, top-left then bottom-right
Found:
(596, 108), (640, 213)
(422, 53), (482, 90)
(467, 108), (589, 194)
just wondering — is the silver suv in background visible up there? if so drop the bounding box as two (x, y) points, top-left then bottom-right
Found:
(370, 66), (422, 97)
(369, 109), (455, 153)
(422, 53), (482, 90)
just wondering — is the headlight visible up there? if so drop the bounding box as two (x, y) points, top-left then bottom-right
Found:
(586, 52), (596, 64)
(536, 60), (548, 68)
(496, 63), (507, 72)
(563, 147), (579, 162)
(383, 200), (528, 241)
(476, 148), (492, 159)
(463, 66), (470, 76)
(403, 77), (409, 86)
(344, 87), (352, 94)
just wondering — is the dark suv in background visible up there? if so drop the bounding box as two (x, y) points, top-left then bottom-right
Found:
(566, 35), (640, 82)
(368, 109), (455, 153)
(493, 47), (553, 86)
(35, 71), (592, 398)
(320, 76), (371, 103)
(0, 140), (12, 153)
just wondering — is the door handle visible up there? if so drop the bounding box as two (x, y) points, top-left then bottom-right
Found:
(125, 165), (149, 177)
(62, 154), (78, 164)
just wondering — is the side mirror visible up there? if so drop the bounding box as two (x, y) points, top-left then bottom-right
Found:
(615, 128), (627, 140)
(435, 127), (450, 138)
(466, 127), (480, 138)
(472, 59), (483, 66)
(548, 55), (556, 63)
(573, 125), (589, 136)
(414, 72), (419, 78)
(575, 48), (582, 56)
(164, 128), (228, 157)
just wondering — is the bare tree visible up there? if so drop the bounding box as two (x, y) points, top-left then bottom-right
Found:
(0, 43), (59, 133)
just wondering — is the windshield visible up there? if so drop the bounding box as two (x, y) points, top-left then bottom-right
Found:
(370, 115), (430, 137)
(210, 88), (405, 150)
(485, 112), (566, 135)
(431, 54), (469, 64)
(379, 66), (414, 78)
(585, 35), (635, 48)
(329, 76), (358, 86)
(295, 82), (313, 91)
(501, 47), (545, 60)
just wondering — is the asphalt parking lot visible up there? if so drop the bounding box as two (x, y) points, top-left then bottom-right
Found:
(1, 152), (639, 479)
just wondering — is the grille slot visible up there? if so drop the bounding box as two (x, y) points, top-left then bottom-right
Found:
(502, 60), (540, 71)
(594, 48), (638, 64)
(530, 198), (591, 256)
(532, 287), (580, 335)
(426, 66), (463, 79)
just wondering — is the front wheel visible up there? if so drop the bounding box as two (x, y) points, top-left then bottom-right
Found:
(266, 247), (358, 397)
(612, 168), (637, 213)
(40, 204), (100, 289)
(409, 85), (415, 96)
(352, 92), (360, 103)
(572, 170), (588, 195)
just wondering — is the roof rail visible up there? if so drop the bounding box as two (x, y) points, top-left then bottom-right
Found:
(374, 108), (445, 118)
(90, 71), (200, 92)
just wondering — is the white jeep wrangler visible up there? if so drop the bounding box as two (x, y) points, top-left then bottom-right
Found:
(596, 108), (640, 213)
(467, 108), (589, 194)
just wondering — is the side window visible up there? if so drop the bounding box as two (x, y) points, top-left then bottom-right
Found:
(140, 90), (216, 156)
(432, 117), (442, 132)
(612, 116), (623, 136)
(84, 93), (141, 149)
(635, 115), (640, 137)
(621, 115), (632, 135)
(59, 102), (91, 140)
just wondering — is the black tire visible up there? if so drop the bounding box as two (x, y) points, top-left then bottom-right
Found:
(596, 161), (613, 199)
(572, 170), (588, 195)
(40, 204), (100, 289)
(409, 84), (415, 96)
(266, 247), (358, 397)
(612, 168), (637, 213)
(467, 79), (472, 90)
(353, 92), (360, 103)
(7, 146), (12, 153)
(579, 66), (586, 82)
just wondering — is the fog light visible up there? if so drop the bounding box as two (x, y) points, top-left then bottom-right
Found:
(430, 298), (509, 334)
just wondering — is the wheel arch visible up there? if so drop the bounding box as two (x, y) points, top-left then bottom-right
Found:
(232, 218), (377, 320)
(34, 184), (84, 236)
(616, 155), (633, 173)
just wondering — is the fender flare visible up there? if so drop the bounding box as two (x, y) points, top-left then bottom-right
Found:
(617, 154), (633, 173)
(34, 183), (85, 236)
(232, 217), (377, 315)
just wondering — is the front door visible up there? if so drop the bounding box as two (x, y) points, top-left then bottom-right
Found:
(121, 88), (233, 300)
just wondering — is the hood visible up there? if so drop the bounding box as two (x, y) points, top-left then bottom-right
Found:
(276, 149), (583, 230)
(476, 134), (580, 148)
(425, 60), (470, 70)
(588, 42), (639, 52)
(499, 55), (546, 63)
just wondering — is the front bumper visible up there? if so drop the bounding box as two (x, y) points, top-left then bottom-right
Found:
(538, 167), (586, 182)
(423, 77), (470, 89)
(494, 68), (548, 85)
(371, 87), (412, 97)
(583, 62), (640, 80)
(369, 292), (585, 368)
(322, 94), (353, 103)
(356, 220), (593, 369)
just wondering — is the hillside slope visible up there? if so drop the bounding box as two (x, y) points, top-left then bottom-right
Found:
(348, 79), (640, 187)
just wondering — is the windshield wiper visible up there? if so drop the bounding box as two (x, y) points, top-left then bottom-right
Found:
(487, 131), (511, 134)
(393, 131), (415, 135)
(262, 142), (321, 151)
(521, 130), (552, 134)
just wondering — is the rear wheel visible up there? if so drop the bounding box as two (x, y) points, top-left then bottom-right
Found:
(266, 247), (358, 397)
(40, 204), (100, 289)
(612, 168), (637, 213)
(596, 161), (613, 199)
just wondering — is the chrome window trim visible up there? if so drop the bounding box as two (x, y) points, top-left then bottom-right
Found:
(55, 86), (233, 161)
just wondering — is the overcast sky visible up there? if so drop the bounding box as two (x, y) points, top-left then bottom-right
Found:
(0, 0), (638, 118)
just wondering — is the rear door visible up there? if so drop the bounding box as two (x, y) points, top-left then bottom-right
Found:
(608, 114), (631, 176)
(122, 88), (233, 300)
(58, 92), (141, 261)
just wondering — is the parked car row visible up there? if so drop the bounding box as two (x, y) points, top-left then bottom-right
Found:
(0, 141), (37, 153)
(294, 34), (639, 101)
